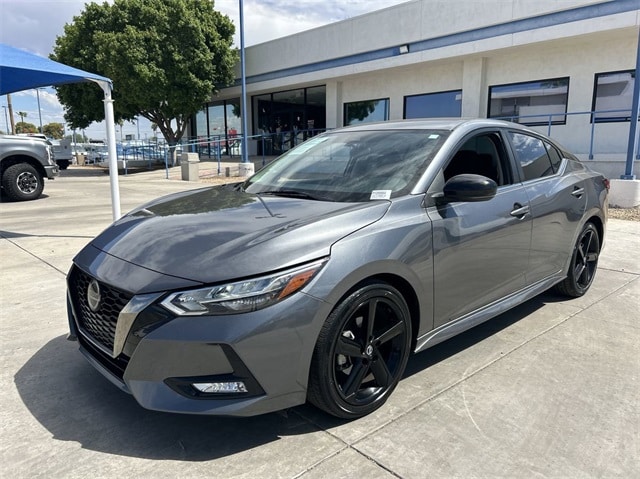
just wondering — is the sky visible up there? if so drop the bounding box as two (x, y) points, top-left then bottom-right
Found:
(0, 0), (409, 141)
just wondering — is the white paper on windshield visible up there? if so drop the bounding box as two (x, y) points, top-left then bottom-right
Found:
(370, 190), (392, 200)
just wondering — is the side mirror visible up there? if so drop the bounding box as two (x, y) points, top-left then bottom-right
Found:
(440, 174), (497, 203)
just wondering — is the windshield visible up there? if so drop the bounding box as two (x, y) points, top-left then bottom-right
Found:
(244, 129), (449, 202)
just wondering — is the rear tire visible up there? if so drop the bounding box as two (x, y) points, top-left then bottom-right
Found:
(554, 222), (600, 297)
(2, 163), (44, 201)
(308, 282), (412, 419)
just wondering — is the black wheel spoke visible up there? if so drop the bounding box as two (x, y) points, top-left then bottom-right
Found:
(342, 361), (369, 398)
(583, 231), (594, 254)
(574, 262), (586, 281)
(336, 336), (364, 358)
(375, 319), (405, 346)
(366, 299), (378, 340)
(370, 356), (392, 387)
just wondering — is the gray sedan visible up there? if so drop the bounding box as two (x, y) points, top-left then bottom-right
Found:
(66, 119), (608, 419)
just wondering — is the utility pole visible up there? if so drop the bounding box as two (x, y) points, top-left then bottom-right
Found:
(7, 93), (15, 134)
(36, 88), (44, 133)
(2, 106), (8, 134)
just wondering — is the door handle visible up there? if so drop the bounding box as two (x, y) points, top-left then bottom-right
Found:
(510, 203), (530, 218)
(571, 187), (585, 198)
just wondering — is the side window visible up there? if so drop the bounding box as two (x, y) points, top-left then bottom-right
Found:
(544, 141), (563, 173)
(443, 132), (513, 186)
(509, 132), (554, 181)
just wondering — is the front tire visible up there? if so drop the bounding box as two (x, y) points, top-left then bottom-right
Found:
(308, 282), (412, 419)
(2, 163), (44, 201)
(554, 222), (600, 297)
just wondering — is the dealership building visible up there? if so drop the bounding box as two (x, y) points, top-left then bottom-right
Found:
(193, 0), (639, 179)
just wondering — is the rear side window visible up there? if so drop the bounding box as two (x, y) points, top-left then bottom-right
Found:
(508, 132), (554, 181)
(544, 141), (563, 173)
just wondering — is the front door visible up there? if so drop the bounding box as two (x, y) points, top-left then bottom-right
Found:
(426, 130), (532, 328)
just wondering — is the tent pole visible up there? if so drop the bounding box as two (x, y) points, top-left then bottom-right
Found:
(96, 81), (121, 220)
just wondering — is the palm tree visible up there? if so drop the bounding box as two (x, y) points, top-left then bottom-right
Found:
(17, 111), (27, 123)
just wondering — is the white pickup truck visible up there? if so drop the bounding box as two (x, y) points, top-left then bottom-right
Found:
(0, 134), (59, 201)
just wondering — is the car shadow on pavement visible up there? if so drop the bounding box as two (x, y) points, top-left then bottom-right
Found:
(59, 167), (108, 177)
(0, 193), (49, 203)
(403, 296), (547, 378)
(14, 336), (322, 461)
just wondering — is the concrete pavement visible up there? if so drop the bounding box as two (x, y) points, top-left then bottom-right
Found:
(1, 167), (638, 478)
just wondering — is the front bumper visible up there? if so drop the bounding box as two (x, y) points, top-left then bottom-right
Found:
(45, 164), (59, 178)
(67, 263), (330, 416)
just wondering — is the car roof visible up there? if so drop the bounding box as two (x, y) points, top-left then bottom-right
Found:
(335, 118), (524, 132)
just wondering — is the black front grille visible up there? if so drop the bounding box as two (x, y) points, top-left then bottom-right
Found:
(68, 266), (133, 353)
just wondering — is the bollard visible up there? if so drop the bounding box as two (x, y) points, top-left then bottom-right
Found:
(181, 152), (200, 181)
(238, 162), (255, 177)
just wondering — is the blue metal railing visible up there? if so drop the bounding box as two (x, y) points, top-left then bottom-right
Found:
(104, 108), (637, 178)
(495, 108), (636, 160)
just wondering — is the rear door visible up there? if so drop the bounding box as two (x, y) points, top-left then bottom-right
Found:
(426, 130), (532, 328)
(506, 130), (586, 284)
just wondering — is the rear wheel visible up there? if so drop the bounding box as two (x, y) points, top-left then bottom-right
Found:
(2, 163), (44, 201)
(308, 282), (412, 419)
(554, 222), (600, 297)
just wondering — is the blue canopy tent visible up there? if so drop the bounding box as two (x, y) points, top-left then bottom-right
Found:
(0, 43), (122, 219)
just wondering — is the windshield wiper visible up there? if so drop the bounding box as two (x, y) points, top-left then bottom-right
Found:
(258, 190), (329, 201)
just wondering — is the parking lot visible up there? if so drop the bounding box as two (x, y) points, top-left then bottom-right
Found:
(1, 167), (638, 478)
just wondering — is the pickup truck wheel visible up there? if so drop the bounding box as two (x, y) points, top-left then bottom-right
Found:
(57, 160), (70, 170)
(2, 163), (44, 201)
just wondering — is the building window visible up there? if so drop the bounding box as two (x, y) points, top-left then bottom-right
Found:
(252, 85), (326, 155)
(404, 90), (462, 119)
(344, 98), (389, 126)
(488, 78), (569, 126)
(592, 70), (635, 122)
(192, 99), (241, 157)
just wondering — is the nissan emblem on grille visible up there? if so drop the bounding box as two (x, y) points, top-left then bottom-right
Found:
(87, 279), (102, 312)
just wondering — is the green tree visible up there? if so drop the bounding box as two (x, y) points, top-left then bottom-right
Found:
(52, 0), (237, 164)
(17, 111), (27, 123)
(15, 122), (38, 134)
(43, 122), (64, 139)
(65, 132), (89, 142)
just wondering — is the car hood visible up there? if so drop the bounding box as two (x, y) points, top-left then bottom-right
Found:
(89, 185), (390, 284)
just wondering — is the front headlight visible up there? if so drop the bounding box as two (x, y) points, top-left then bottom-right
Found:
(160, 259), (327, 316)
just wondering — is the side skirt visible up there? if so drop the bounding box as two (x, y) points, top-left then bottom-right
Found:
(414, 273), (565, 353)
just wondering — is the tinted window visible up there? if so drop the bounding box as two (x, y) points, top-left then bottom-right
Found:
(544, 141), (563, 173)
(344, 99), (389, 126)
(592, 70), (634, 122)
(404, 90), (462, 119)
(489, 78), (569, 126)
(509, 132), (554, 181)
(443, 133), (512, 186)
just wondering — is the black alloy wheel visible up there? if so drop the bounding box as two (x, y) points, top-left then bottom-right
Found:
(308, 282), (412, 419)
(555, 222), (600, 297)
